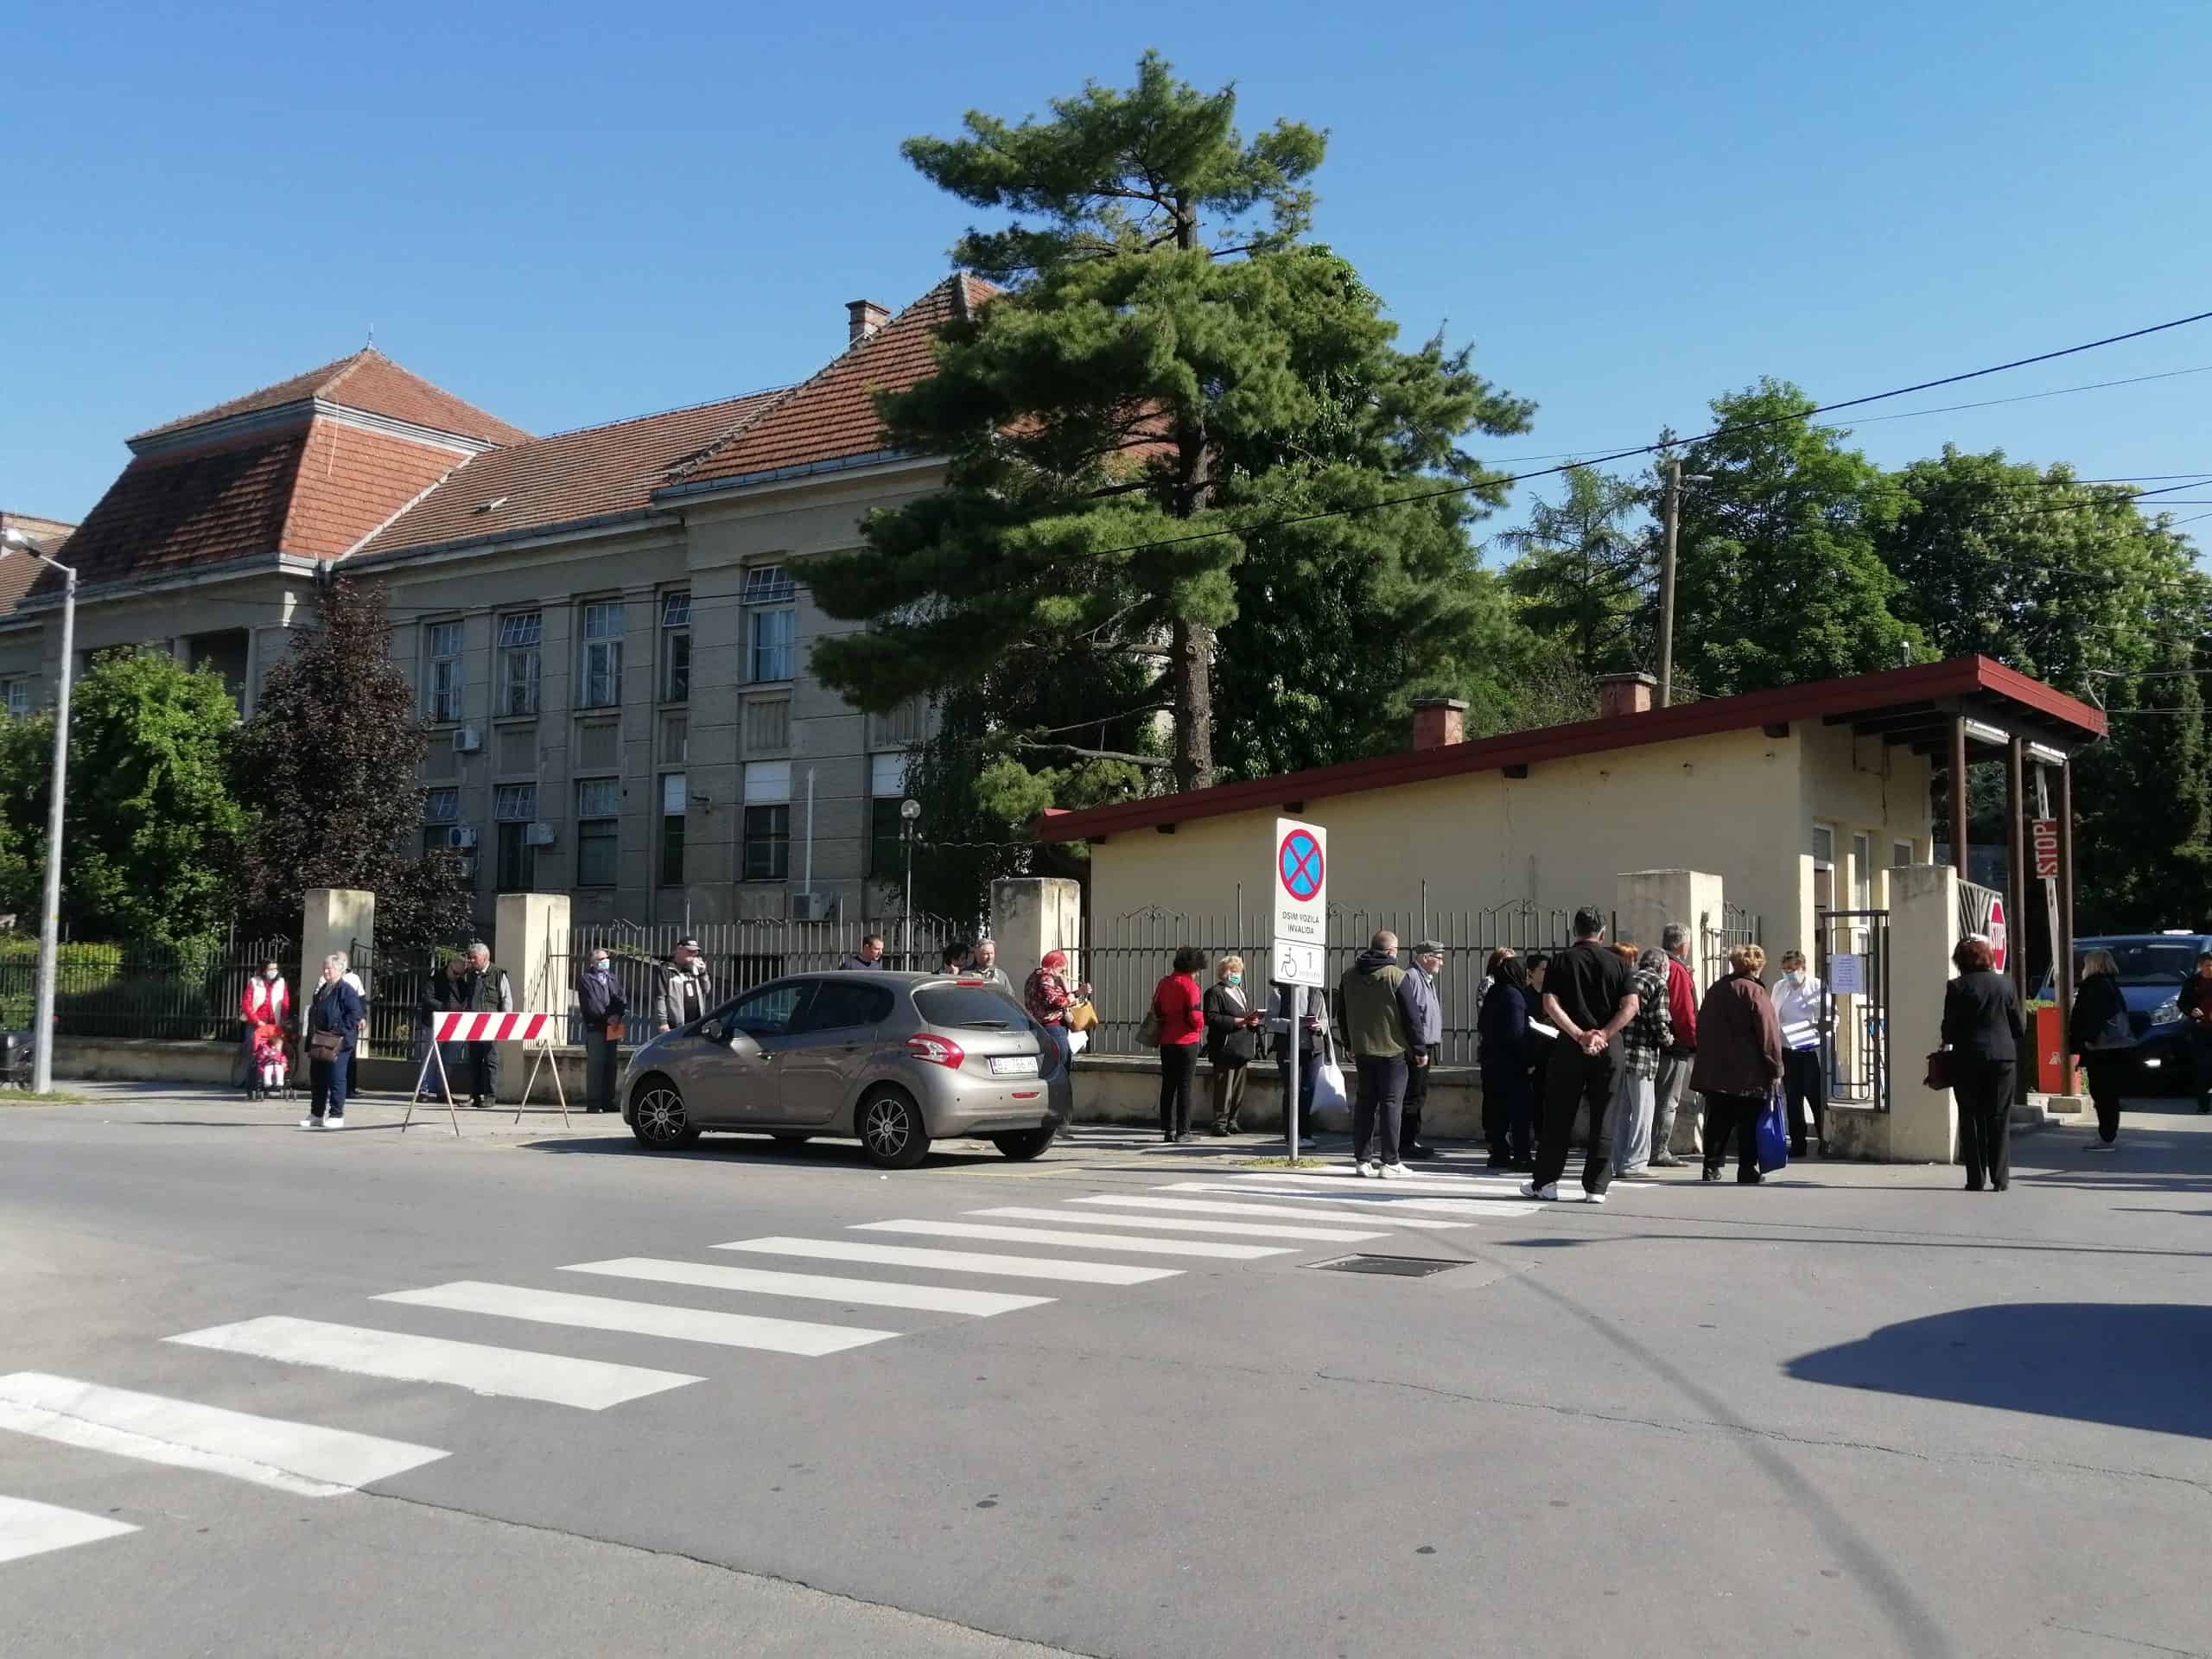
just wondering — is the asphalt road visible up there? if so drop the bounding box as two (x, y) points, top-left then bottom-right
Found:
(3, 1086), (2208, 1659)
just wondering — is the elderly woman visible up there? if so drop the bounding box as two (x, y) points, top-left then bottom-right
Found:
(1023, 949), (1091, 1068)
(1942, 935), (2026, 1191)
(1611, 944), (1674, 1176)
(1692, 944), (1783, 1184)
(302, 952), (364, 1132)
(1202, 953), (1264, 1135)
(2069, 948), (2132, 1151)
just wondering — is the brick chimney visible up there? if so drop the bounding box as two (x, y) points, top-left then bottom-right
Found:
(1411, 696), (1468, 750)
(1596, 671), (1657, 719)
(846, 299), (891, 346)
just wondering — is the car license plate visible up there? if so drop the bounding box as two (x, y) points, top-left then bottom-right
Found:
(988, 1055), (1039, 1076)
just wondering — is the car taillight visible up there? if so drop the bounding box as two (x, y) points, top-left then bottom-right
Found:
(906, 1033), (966, 1068)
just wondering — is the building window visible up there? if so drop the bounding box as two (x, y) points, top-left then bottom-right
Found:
(869, 753), (908, 878)
(660, 773), (686, 887)
(743, 760), (790, 882)
(422, 786), (460, 859)
(1892, 839), (1915, 868)
(660, 592), (691, 703)
(1851, 832), (1872, 912)
(2, 679), (28, 718)
(494, 784), (538, 891)
(579, 601), (625, 709)
(745, 565), (796, 683)
(497, 611), (541, 717)
(425, 620), (464, 721)
(576, 778), (620, 887)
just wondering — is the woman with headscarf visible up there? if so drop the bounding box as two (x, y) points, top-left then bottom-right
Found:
(2069, 948), (2132, 1152)
(1692, 944), (1784, 1184)
(1024, 950), (1090, 1069)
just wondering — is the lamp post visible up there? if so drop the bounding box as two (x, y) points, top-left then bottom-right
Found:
(1656, 461), (1713, 709)
(1, 527), (77, 1094)
(899, 798), (921, 968)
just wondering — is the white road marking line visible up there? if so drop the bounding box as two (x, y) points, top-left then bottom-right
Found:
(560, 1258), (1052, 1318)
(0, 1373), (446, 1498)
(853, 1220), (1289, 1260)
(716, 1237), (1180, 1286)
(373, 1282), (896, 1357)
(1228, 1169), (1530, 1194)
(1160, 1181), (1536, 1217)
(0, 1496), (138, 1565)
(165, 1316), (701, 1411)
(1070, 1193), (1477, 1230)
(968, 1205), (1385, 1243)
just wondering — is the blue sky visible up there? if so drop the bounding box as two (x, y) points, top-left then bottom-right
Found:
(9, 0), (2210, 543)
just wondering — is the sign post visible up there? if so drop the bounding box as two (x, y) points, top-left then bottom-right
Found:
(1273, 818), (1328, 1160)
(407, 1012), (569, 1137)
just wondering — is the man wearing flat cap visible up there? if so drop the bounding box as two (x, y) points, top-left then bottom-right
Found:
(1400, 940), (1446, 1158)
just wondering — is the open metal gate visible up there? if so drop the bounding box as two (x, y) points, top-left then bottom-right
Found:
(1817, 907), (1891, 1113)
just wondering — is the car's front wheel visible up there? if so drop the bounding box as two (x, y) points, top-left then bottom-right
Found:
(992, 1124), (1058, 1161)
(857, 1087), (930, 1170)
(630, 1076), (701, 1148)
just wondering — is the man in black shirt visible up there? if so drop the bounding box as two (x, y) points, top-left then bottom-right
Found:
(1523, 907), (1640, 1203)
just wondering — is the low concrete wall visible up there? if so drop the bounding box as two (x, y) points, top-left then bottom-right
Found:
(1068, 1053), (1481, 1135)
(53, 1036), (590, 1106)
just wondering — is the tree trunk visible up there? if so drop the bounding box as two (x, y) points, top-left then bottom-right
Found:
(1171, 613), (1216, 792)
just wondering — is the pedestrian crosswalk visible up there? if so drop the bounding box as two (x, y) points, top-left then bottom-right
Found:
(1, 1156), (1536, 1567)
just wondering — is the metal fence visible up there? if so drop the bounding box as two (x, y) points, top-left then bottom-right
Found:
(1078, 888), (1608, 1065)
(545, 915), (974, 1044)
(0, 934), (302, 1042)
(1700, 902), (1762, 991)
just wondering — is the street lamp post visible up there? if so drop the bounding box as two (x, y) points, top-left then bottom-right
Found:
(2, 528), (78, 1094)
(899, 798), (921, 969)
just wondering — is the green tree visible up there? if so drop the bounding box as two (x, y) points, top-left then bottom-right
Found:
(230, 578), (471, 957)
(809, 53), (1532, 797)
(1667, 380), (1915, 696)
(1496, 465), (1652, 674)
(0, 652), (244, 944)
(1880, 446), (2195, 687)
(2072, 623), (2212, 931)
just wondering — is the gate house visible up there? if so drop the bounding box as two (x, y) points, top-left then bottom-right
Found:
(1041, 658), (2106, 1156)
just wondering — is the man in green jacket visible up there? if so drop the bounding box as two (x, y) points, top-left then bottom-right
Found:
(1338, 929), (1425, 1179)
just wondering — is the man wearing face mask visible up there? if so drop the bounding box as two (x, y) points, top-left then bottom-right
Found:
(576, 949), (630, 1114)
(652, 938), (715, 1034)
(1772, 950), (1829, 1158)
(1202, 955), (1265, 1135)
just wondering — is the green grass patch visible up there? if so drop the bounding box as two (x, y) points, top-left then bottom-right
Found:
(0, 1089), (95, 1104)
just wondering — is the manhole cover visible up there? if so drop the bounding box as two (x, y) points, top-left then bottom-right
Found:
(1308, 1254), (1465, 1278)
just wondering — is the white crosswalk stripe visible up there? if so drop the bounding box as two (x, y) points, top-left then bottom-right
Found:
(853, 1220), (1290, 1260)
(967, 1205), (1385, 1243)
(0, 1372), (447, 1497)
(717, 1236), (1180, 1286)
(560, 1258), (1052, 1318)
(165, 1316), (702, 1410)
(1160, 1180), (1536, 1217)
(374, 1282), (897, 1357)
(0, 1495), (138, 1565)
(1229, 1169), (1531, 1195)
(1068, 1193), (1477, 1230)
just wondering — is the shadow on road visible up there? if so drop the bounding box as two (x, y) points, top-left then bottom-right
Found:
(1787, 1302), (2212, 1439)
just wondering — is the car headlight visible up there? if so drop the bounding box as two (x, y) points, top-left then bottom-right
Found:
(2152, 999), (2183, 1026)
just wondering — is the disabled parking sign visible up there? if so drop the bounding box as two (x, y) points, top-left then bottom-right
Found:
(1274, 818), (1327, 986)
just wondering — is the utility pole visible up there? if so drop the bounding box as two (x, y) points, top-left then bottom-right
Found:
(1658, 459), (1681, 709)
(2, 528), (77, 1094)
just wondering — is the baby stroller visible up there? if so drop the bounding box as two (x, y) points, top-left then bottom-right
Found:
(245, 1020), (294, 1103)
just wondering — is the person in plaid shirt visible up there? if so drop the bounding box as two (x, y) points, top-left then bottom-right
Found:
(1612, 944), (1675, 1175)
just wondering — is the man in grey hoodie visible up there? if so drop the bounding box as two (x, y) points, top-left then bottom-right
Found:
(1336, 930), (1428, 1178)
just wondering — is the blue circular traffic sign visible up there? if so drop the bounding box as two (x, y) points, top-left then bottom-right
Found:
(1278, 829), (1325, 902)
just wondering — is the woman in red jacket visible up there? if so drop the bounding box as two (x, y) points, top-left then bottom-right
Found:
(1153, 946), (1208, 1143)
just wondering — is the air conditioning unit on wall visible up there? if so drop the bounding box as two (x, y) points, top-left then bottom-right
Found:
(791, 892), (838, 922)
(448, 825), (479, 850)
(452, 727), (482, 753)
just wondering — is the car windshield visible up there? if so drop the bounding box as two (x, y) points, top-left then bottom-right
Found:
(912, 983), (1023, 1030)
(2099, 942), (2201, 986)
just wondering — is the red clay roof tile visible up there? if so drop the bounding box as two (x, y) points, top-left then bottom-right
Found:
(132, 349), (531, 448)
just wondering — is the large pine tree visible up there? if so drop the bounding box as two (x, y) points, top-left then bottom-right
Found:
(808, 53), (1532, 796)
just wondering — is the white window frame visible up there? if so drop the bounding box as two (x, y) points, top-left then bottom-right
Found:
(575, 778), (621, 888)
(745, 566), (797, 683)
(496, 611), (542, 717)
(424, 620), (465, 722)
(580, 601), (625, 709)
(2, 678), (29, 718)
(660, 591), (692, 704)
(493, 784), (538, 822)
(422, 787), (461, 824)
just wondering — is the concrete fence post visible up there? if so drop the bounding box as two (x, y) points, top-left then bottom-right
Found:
(990, 878), (1083, 991)
(494, 892), (571, 1103)
(302, 887), (374, 1051)
(1885, 863), (1961, 1164)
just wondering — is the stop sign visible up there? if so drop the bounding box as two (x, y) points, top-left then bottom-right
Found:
(1986, 896), (2008, 972)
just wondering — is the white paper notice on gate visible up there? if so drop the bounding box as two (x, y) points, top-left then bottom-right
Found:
(1830, 953), (1867, 995)
(1273, 818), (1328, 987)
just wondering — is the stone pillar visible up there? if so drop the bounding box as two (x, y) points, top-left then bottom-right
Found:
(991, 877), (1083, 988)
(494, 892), (572, 1103)
(302, 887), (374, 1047)
(1616, 869), (1725, 961)
(1885, 862), (1960, 1164)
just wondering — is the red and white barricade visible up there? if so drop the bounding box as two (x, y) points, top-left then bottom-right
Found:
(405, 1010), (570, 1135)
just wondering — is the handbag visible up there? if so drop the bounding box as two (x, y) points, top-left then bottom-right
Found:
(1755, 1088), (1791, 1174)
(1136, 996), (1164, 1047)
(1067, 1000), (1099, 1033)
(1310, 1027), (1351, 1129)
(1923, 1047), (1951, 1090)
(605, 1018), (626, 1044)
(308, 1027), (343, 1063)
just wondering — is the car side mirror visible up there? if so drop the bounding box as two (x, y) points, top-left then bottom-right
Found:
(726, 1027), (762, 1057)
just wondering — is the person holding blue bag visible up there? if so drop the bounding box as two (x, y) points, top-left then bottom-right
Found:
(1691, 944), (1784, 1185)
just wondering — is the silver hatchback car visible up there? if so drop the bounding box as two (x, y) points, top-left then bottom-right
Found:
(620, 971), (1071, 1168)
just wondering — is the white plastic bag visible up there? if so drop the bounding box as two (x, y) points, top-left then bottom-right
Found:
(1309, 1027), (1351, 1132)
(1065, 1028), (1089, 1056)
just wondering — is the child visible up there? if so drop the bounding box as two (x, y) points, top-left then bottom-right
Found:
(253, 1020), (288, 1100)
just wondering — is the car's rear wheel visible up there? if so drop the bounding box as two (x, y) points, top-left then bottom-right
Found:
(630, 1076), (701, 1148)
(992, 1124), (1058, 1161)
(858, 1087), (930, 1170)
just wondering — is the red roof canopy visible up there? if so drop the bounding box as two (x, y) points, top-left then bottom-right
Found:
(1039, 657), (2107, 842)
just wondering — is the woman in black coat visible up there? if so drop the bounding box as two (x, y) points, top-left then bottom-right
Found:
(1478, 955), (1538, 1171)
(2068, 949), (2132, 1151)
(1942, 936), (2028, 1192)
